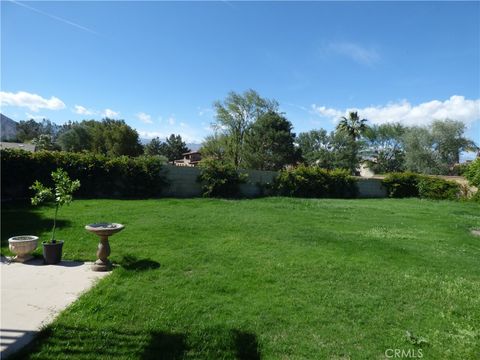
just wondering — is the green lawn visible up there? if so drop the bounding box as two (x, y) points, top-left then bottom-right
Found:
(2, 198), (479, 359)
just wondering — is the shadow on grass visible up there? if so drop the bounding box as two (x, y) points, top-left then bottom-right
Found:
(1, 203), (71, 250)
(8, 325), (261, 360)
(233, 330), (261, 360)
(142, 331), (187, 360)
(120, 255), (161, 271)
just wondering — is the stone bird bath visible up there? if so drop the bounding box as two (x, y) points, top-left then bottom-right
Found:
(85, 223), (124, 271)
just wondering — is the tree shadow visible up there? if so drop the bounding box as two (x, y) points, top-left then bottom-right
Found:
(233, 330), (261, 360)
(120, 255), (161, 271)
(142, 331), (187, 360)
(1, 202), (71, 251)
(7, 324), (261, 360)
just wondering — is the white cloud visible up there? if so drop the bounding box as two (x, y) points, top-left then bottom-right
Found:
(136, 112), (153, 124)
(312, 96), (480, 127)
(137, 122), (203, 143)
(167, 116), (176, 125)
(74, 105), (95, 115)
(0, 91), (65, 112)
(327, 42), (380, 66)
(25, 112), (47, 121)
(102, 108), (120, 118)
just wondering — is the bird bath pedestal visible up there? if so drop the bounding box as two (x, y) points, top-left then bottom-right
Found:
(85, 223), (124, 271)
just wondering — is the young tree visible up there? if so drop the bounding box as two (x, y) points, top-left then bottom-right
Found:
(213, 89), (279, 168)
(244, 111), (297, 170)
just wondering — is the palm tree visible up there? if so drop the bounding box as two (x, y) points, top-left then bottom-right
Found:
(336, 111), (368, 140)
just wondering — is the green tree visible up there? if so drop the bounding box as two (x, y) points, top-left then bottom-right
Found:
(144, 137), (164, 156)
(297, 129), (335, 168)
(403, 127), (439, 174)
(330, 130), (362, 174)
(30, 168), (80, 242)
(158, 134), (190, 161)
(431, 119), (477, 170)
(363, 123), (406, 173)
(336, 111), (368, 140)
(244, 111), (297, 170)
(31, 134), (59, 151)
(57, 124), (92, 152)
(213, 89), (279, 168)
(17, 119), (60, 142)
(88, 119), (143, 157)
(297, 129), (362, 173)
(200, 134), (229, 162)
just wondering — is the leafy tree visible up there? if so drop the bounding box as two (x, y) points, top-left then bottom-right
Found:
(88, 119), (143, 157)
(330, 130), (362, 174)
(363, 123), (406, 173)
(297, 129), (361, 173)
(244, 111), (297, 170)
(431, 119), (477, 170)
(402, 127), (439, 174)
(336, 111), (368, 140)
(297, 129), (335, 168)
(144, 137), (164, 156)
(57, 124), (92, 152)
(159, 134), (190, 161)
(31, 134), (59, 151)
(17, 119), (60, 142)
(30, 168), (80, 242)
(200, 134), (229, 162)
(213, 89), (279, 168)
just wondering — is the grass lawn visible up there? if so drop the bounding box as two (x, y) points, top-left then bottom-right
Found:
(2, 198), (479, 359)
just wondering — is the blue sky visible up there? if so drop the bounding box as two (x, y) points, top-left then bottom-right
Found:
(1, 1), (479, 146)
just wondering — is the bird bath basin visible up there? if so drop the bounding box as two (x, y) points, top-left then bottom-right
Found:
(85, 223), (124, 271)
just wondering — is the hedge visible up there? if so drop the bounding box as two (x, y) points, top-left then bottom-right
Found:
(272, 165), (357, 198)
(1, 149), (167, 200)
(382, 172), (460, 200)
(197, 158), (248, 198)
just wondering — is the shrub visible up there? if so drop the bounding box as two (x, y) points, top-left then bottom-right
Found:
(1, 149), (167, 200)
(272, 165), (357, 198)
(383, 172), (460, 200)
(382, 172), (421, 198)
(198, 158), (247, 198)
(464, 159), (480, 188)
(417, 176), (460, 200)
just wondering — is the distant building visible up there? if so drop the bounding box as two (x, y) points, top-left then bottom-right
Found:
(174, 151), (201, 167)
(1, 114), (18, 141)
(0, 142), (36, 152)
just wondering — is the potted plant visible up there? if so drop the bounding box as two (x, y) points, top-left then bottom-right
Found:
(30, 168), (81, 264)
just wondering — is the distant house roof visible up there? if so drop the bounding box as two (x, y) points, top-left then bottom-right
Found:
(182, 151), (201, 156)
(0, 142), (36, 152)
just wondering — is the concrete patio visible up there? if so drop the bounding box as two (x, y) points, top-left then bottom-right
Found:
(0, 256), (109, 358)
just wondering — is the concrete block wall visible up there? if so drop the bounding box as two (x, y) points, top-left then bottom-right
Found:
(355, 178), (388, 198)
(160, 165), (388, 198)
